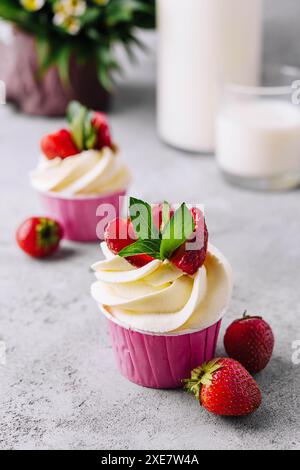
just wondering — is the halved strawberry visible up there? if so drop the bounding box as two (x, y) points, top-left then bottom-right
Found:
(105, 218), (154, 268)
(41, 129), (78, 160)
(92, 112), (113, 150)
(171, 208), (208, 275)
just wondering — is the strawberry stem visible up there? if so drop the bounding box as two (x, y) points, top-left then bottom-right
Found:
(243, 310), (249, 319)
(183, 359), (223, 401)
(242, 310), (262, 321)
(37, 219), (59, 249)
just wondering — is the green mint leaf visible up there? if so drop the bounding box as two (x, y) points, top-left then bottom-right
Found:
(67, 101), (87, 151)
(118, 239), (162, 260)
(84, 111), (98, 150)
(129, 197), (159, 241)
(160, 203), (195, 260)
(67, 101), (83, 124)
(162, 201), (171, 231)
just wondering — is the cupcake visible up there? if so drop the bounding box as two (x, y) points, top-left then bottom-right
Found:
(31, 101), (131, 242)
(91, 198), (233, 389)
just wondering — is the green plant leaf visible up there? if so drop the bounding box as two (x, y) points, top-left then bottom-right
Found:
(0, 2), (28, 23)
(129, 197), (159, 241)
(97, 63), (114, 92)
(80, 7), (102, 26)
(56, 45), (71, 89)
(160, 204), (195, 260)
(118, 239), (161, 260)
(35, 36), (55, 76)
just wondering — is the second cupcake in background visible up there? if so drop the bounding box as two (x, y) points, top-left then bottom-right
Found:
(31, 102), (131, 242)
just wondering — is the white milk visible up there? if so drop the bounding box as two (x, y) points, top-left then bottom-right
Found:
(216, 100), (300, 181)
(157, 0), (262, 153)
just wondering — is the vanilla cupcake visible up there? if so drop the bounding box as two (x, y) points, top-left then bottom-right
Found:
(31, 102), (131, 241)
(91, 199), (232, 389)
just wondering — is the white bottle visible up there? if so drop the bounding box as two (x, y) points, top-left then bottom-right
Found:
(157, 0), (262, 153)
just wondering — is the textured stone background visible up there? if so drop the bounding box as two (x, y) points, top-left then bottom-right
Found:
(0, 1), (300, 450)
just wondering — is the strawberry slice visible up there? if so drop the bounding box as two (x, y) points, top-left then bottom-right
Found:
(92, 112), (113, 150)
(105, 218), (154, 268)
(171, 207), (208, 275)
(41, 129), (78, 160)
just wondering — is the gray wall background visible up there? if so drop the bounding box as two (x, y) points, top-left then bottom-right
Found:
(264, 0), (300, 66)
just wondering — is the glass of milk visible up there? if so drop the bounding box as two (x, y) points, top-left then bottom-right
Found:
(216, 67), (300, 190)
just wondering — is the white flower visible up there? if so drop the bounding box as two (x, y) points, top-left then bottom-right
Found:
(53, 15), (81, 36)
(64, 16), (81, 35)
(53, 13), (66, 27)
(20, 0), (45, 11)
(54, 0), (87, 17)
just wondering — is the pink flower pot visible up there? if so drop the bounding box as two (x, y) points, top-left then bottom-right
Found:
(107, 317), (222, 389)
(39, 191), (126, 242)
(0, 29), (110, 116)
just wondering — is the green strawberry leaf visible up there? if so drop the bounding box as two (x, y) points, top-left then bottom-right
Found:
(118, 239), (162, 260)
(160, 203), (195, 260)
(129, 197), (159, 241)
(67, 101), (88, 151)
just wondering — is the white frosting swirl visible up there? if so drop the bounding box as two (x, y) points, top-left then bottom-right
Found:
(91, 242), (233, 335)
(31, 148), (131, 196)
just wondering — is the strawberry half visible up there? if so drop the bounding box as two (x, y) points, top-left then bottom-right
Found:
(184, 358), (262, 417)
(41, 129), (78, 160)
(224, 313), (275, 374)
(92, 112), (113, 150)
(16, 217), (63, 258)
(105, 218), (154, 268)
(171, 207), (208, 275)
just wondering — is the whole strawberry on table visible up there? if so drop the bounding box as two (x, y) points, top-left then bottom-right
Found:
(184, 358), (262, 417)
(224, 312), (275, 374)
(16, 217), (63, 258)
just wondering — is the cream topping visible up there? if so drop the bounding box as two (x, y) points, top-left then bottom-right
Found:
(31, 148), (131, 196)
(91, 242), (233, 334)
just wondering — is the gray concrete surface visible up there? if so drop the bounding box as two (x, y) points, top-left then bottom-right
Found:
(1, 3), (300, 450)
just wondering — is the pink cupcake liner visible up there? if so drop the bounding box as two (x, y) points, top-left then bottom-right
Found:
(39, 190), (126, 242)
(107, 318), (222, 389)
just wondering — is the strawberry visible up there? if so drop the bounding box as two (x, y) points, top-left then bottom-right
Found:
(16, 217), (63, 258)
(224, 312), (275, 374)
(184, 358), (262, 417)
(92, 111), (113, 150)
(41, 129), (78, 160)
(171, 207), (208, 275)
(105, 218), (154, 268)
